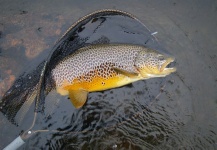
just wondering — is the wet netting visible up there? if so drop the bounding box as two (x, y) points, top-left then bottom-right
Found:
(0, 9), (174, 149)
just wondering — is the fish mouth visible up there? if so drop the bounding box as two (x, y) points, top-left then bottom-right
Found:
(160, 57), (176, 73)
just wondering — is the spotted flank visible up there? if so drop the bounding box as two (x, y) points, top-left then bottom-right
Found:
(52, 44), (176, 108)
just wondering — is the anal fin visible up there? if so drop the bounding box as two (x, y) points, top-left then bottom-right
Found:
(69, 90), (88, 109)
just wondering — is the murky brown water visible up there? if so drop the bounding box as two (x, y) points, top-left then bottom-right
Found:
(0, 0), (217, 149)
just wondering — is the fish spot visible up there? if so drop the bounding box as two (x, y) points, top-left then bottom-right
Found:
(19, 10), (28, 15)
(37, 27), (42, 32)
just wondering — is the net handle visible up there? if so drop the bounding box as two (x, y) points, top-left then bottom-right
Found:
(3, 136), (25, 150)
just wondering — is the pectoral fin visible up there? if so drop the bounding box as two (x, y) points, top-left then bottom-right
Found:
(112, 67), (138, 78)
(68, 90), (88, 108)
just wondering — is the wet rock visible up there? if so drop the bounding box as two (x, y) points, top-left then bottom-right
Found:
(0, 70), (15, 97)
(1, 12), (65, 59)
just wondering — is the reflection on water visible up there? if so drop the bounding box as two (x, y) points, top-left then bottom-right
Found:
(0, 1), (217, 150)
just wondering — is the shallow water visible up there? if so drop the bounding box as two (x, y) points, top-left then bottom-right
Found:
(0, 0), (217, 149)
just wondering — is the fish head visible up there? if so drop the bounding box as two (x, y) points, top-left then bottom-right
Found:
(135, 49), (176, 78)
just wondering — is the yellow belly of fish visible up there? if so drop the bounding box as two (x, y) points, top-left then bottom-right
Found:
(55, 67), (143, 109)
(57, 74), (139, 95)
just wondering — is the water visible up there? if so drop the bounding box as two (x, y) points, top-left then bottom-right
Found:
(0, 0), (217, 149)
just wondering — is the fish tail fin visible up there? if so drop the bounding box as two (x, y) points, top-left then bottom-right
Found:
(0, 62), (47, 125)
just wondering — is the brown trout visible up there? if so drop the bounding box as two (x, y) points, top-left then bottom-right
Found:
(52, 44), (176, 108)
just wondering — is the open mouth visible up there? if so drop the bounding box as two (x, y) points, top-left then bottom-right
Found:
(160, 57), (176, 72)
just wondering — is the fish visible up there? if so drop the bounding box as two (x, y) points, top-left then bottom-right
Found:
(52, 44), (176, 109)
